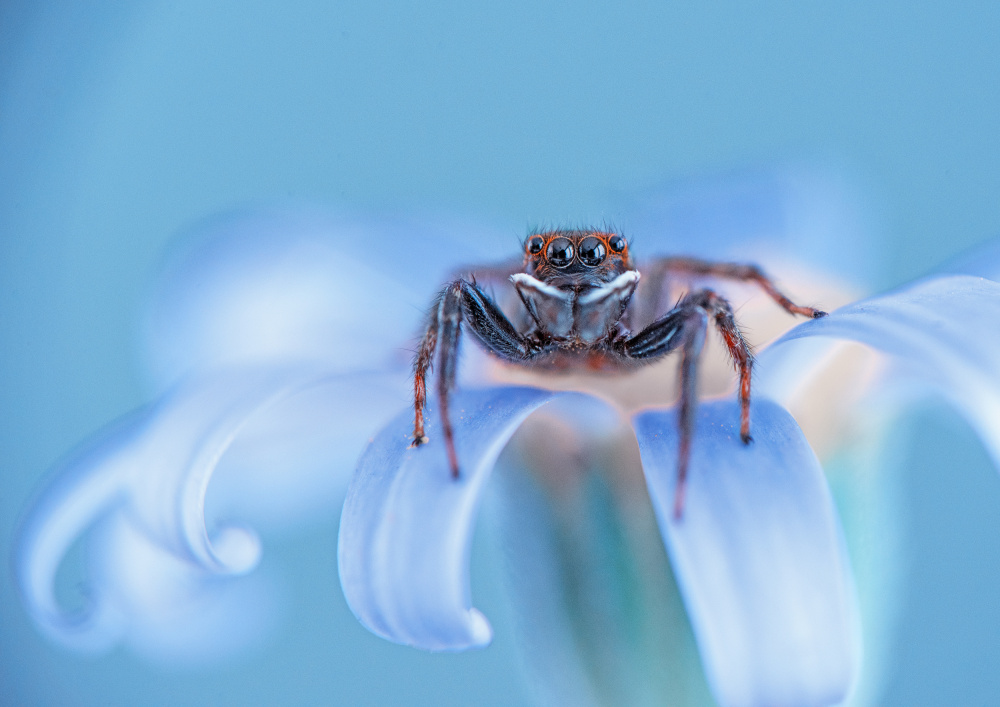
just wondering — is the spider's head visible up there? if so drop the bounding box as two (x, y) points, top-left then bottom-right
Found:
(523, 229), (632, 287)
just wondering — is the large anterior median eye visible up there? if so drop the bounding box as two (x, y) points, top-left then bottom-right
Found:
(578, 236), (606, 266)
(526, 236), (544, 255)
(546, 237), (574, 267)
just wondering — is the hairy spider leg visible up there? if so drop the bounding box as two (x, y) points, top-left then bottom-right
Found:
(412, 279), (534, 477)
(623, 289), (755, 519)
(708, 293), (755, 444)
(642, 256), (828, 322)
(412, 312), (438, 447)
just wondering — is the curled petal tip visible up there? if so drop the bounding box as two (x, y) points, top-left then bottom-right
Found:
(14, 416), (138, 651)
(339, 385), (556, 650)
(17, 368), (406, 657)
(208, 525), (262, 575)
(466, 609), (493, 647)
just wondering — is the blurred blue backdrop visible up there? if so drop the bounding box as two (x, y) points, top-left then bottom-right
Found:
(2, 1), (1000, 705)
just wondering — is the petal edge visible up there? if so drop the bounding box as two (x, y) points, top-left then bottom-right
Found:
(764, 274), (1000, 469)
(633, 399), (856, 707)
(338, 385), (556, 650)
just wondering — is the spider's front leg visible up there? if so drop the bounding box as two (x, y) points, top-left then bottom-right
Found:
(621, 289), (753, 519)
(412, 278), (534, 478)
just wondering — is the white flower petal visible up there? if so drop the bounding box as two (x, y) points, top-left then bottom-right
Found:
(633, 399), (856, 707)
(125, 369), (330, 573)
(490, 410), (717, 707)
(143, 210), (419, 390)
(940, 236), (1000, 282)
(488, 461), (605, 706)
(338, 386), (556, 650)
(622, 167), (874, 284)
(142, 207), (510, 392)
(17, 366), (399, 653)
(204, 370), (410, 532)
(90, 513), (280, 667)
(764, 274), (1000, 468)
(14, 416), (139, 651)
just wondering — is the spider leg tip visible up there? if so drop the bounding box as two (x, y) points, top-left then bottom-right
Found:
(672, 486), (687, 520)
(740, 432), (754, 445)
(812, 309), (828, 319)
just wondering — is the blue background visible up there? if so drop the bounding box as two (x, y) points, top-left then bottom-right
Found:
(2, 1), (1000, 704)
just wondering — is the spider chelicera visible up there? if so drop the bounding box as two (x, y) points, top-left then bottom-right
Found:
(411, 230), (826, 517)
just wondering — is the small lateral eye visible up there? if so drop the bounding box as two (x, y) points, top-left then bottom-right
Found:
(578, 236), (606, 266)
(526, 236), (544, 255)
(546, 237), (574, 267)
(608, 235), (626, 253)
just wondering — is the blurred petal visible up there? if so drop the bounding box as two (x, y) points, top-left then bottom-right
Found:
(939, 235), (1000, 282)
(620, 167), (875, 286)
(125, 369), (334, 573)
(633, 399), (856, 707)
(491, 411), (716, 707)
(17, 366), (401, 654)
(14, 416), (140, 650)
(205, 370), (410, 532)
(142, 207), (512, 391)
(764, 275), (1000, 468)
(339, 386), (556, 650)
(822, 404), (907, 707)
(90, 514), (280, 667)
(143, 210), (414, 389)
(488, 460), (604, 707)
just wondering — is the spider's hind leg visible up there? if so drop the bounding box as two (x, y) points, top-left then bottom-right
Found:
(645, 256), (828, 320)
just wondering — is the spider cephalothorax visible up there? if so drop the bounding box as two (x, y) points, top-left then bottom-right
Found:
(522, 229), (632, 285)
(411, 229), (826, 517)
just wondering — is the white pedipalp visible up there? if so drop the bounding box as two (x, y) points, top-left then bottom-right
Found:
(576, 270), (641, 307)
(510, 270), (640, 343)
(510, 273), (575, 338)
(574, 271), (641, 343)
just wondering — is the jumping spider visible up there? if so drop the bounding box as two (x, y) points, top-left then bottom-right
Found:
(411, 230), (826, 517)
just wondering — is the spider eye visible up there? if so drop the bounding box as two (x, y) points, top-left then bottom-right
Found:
(578, 236), (606, 266)
(608, 235), (626, 253)
(526, 236), (544, 255)
(546, 237), (574, 267)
